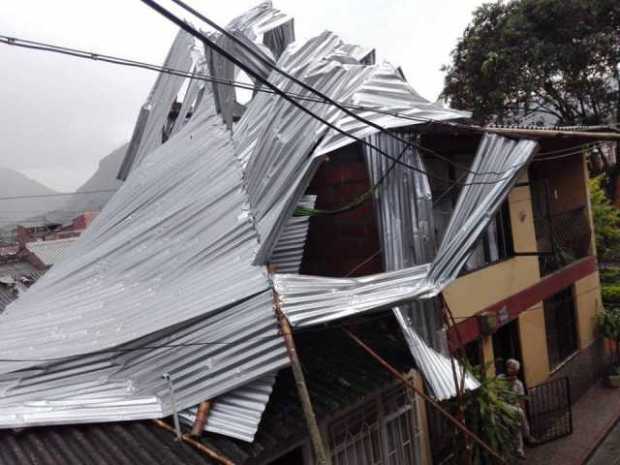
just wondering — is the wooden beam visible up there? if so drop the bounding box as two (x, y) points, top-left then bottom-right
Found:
(274, 298), (332, 465)
(190, 400), (213, 437)
(152, 419), (235, 465)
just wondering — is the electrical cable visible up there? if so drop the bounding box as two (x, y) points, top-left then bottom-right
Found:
(0, 33), (600, 190)
(0, 189), (117, 201)
(155, 0), (519, 178)
(139, 0), (536, 184)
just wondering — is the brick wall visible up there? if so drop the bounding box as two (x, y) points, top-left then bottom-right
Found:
(300, 143), (383, 277)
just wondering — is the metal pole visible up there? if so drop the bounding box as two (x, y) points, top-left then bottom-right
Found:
(344, 328), (506, 464)
(162, 373), (182, 440)
(274, 299), (332, 465)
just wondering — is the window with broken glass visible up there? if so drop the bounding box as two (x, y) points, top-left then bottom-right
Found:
(328, 384), (423, 465)
(425, 155), (514, 273)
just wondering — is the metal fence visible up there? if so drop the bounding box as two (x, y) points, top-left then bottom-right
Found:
(527, 377), (573, 445)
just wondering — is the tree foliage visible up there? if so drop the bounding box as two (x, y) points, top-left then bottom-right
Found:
(442, 0), (620, 125)
(446, 364), (522, 465)
(589, 176), (620, 261)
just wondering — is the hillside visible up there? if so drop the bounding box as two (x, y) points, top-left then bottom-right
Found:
(0, 167), (67, 228)
(0, 144), (127, 235)
(61, 143), (126, 214)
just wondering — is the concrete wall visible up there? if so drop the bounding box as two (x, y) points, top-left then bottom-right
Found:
(517, 304), (550, 386)
(443, 176), (541, 320)
(574, 271), (603, 349)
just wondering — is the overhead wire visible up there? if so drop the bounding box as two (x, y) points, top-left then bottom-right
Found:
(0, 33), (600, 191)
(153, 0), (519, 178)
(0, 189), (117, 201)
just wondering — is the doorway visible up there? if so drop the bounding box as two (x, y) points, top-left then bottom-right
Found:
(492, 318), (523, 379)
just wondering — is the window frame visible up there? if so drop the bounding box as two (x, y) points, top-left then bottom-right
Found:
(543, 286), (579, 369)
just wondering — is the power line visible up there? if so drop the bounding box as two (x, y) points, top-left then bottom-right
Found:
(0, 33), (597, 189)
(0, 34), (508, 189)
(154, 0), (516, 179)
(0, 189), (116, 201)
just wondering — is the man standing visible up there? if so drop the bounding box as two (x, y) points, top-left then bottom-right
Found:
(499, 358), (534, 459)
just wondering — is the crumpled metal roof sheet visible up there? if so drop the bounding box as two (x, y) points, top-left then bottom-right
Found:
(274, 134), (538, 330)
(269, 195), (315, 273)
(117, 30), (196, 180)
(0, 0), (537, 439)
(234, 31), (470, 264)
(180, 373), (277, 442)
(363, 130), (475, 400)
(25, 237), (78, 267)
(0, 91), (287, 435)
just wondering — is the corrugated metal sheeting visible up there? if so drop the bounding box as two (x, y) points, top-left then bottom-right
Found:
(180, 373), (277, 442)
(363, 131), (475, 399)
(117, 30), (196, 180)
(234, 30), (470, 265)
(273, 135), (538, 327)
(0, 92), (288, 438)
(0, 0), (541, 441)
(0, 421), (219, 465)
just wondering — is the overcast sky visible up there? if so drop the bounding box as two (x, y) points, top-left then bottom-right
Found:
(0, 0), (485, 192)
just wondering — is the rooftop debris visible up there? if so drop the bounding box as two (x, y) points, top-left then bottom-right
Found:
(0, 0), (542, 444)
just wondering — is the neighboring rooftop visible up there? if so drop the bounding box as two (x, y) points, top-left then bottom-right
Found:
(0, 258), (43, 313)
(25, 237), (78, 267)
(0, 421), (218, 465)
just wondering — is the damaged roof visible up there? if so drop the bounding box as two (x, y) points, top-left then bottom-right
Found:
(0, 0), (549, 447)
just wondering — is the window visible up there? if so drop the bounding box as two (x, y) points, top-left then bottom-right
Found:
(329, 384), (422, 465)
(426, 156), (514, 273)
(543, 287), (578, 368)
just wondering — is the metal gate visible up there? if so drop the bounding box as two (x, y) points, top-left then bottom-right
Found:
(527, 377), (573, 444)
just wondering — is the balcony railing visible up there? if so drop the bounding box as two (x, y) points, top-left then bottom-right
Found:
(533, 206), (591, 276)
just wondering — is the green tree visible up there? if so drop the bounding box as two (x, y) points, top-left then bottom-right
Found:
(589, 176), (620, 261)
(442, 0), (620, 125)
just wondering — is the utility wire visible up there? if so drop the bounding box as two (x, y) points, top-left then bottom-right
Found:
(142, 1), (539, 183)
(0, 34), (597, 188)
(0, 33), (511, 190)
(154, 0), (516, 178)
(0, 189), (117, 201)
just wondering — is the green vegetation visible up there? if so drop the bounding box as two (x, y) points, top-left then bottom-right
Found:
(595, 307), (620, 366)
(446, 364), (523, 465)
(589, 177), (620, 307)
(442, 0), (620, 125)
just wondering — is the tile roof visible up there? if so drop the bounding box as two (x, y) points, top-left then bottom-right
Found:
(25, 237), (78, 267)
(195, 315), (416, 465)
(0, 421), (217, 465)
(0, 314), (414, 465)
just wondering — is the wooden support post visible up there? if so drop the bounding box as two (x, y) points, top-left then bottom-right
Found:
(190, 400), (213, 437)
(274, 299), (332, 465)
(344, 328), (505, 465)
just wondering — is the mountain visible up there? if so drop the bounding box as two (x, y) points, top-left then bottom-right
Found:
(0, 144), (127, 236)
(0, 167), (68, 228)
(61, 143), (127, 214)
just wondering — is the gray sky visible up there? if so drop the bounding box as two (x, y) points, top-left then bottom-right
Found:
(0, 0), (485, 192)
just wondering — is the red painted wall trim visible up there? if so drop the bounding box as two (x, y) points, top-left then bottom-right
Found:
(448, 256), (598, 345)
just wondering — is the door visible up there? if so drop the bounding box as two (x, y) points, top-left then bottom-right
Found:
(492, 318), (523, 378)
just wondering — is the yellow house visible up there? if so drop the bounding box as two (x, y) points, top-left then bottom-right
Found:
(428, 128), (608, 398)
